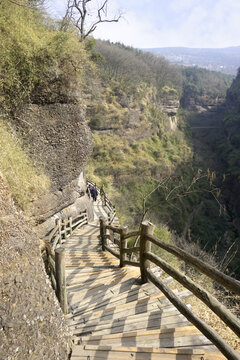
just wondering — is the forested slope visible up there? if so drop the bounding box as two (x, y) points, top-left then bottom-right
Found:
(86, 41), (234, 269)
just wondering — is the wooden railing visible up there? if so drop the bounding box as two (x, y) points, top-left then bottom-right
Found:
(44, 210), (88, 314)
(99, 219), (240, 360)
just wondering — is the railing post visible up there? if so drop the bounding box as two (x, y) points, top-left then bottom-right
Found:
(69, 216), (73, 236)
(62, 218), (67, 241)
(140, 221), (155, 283)
(120, 226), (128, 267)
(108, 212), (111, 225)
(100, 217), (107, 251)
(55, 249), (68, 315)
(56, 219), (61, 245)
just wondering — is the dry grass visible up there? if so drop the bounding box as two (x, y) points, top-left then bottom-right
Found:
(185, 294), (240, 351)
(163, 273), (240, 352)
(0, 120), (50, 210)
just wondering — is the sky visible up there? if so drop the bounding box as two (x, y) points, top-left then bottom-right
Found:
(46, 0), (240, 49)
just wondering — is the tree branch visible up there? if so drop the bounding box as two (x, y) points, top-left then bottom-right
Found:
(64, 0), (122, 40)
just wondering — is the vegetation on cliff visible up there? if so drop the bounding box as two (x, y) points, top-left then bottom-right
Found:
(0, 120), (49, 210)
(0, 0), (236, 276)
(0, 0), (94, 210)
(0, 1), (240, 356)
(86, 41), (231, 248)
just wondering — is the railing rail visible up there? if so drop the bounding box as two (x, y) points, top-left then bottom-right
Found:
(99, 217), (240, 359)
(44, 209), (88, 314)
(100, 217), (141, 268)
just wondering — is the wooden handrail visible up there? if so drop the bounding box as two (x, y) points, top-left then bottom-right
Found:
(123, 246), (140, 254)
(146, 251), (240, 338)
(44, 207), (88, 315)
(146, 233), (240, 295)
(100, 215), (240, 358)
(124, 230), (141, 239)
(91, 179), (240, 358)
(105, 224), (121, 234)
(146, 269), (240, 360)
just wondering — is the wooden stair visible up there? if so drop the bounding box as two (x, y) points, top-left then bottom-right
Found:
(62, 200), (226, 360)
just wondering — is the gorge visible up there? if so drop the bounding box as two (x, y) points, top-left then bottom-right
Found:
(0, 1), (240, 358)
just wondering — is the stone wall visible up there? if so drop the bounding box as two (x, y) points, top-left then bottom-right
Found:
(13, 103), (93, 235)
(0, 175), (71, 359)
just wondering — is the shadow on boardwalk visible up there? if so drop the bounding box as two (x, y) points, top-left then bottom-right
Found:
(61, 200), (226, 360)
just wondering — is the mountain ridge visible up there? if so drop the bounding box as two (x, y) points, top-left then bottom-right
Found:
(142, 46), (240, 75)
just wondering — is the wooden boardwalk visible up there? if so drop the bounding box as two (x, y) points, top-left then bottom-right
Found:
(62, 201), (226, 360)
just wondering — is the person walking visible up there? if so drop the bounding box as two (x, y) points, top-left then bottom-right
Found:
(92, 186), (98, 202)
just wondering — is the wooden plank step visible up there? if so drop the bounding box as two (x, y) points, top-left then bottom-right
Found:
(68, 285), (147, 314)
(66, 268), (131, 280)
(79, 326), (203, 342)
(66, 267), (130, 280)
(64, 246), (99, 249)
(68, 281), (169, 316)
(68, 283), (152, 314)
(65, 253), (113, 258)
(64, 242), (100, 246)
(68, 294), (161, 324)
(67, 269), (139, 296)
(63, 246), (101, 250)
(78, 332), (212, 349)
(65, 260), (119, 266)
(66, 268), (133, 285)
(69, 285), (188, 317)
(64, 239), (100, 242)
(73, 313), (191, 337)
(68, 296), (161, 325)
(65, 257), (118, 262)
(65, 263), (118, 269)
(63, 240), (100, 244)
(71, 345), (215, 359)
(69, 307), (185, 330)
(65, 260), (117, 265)
(67, 268), (139, 288)
(65, 250), (111, 254)
(68, 278), (142, 313)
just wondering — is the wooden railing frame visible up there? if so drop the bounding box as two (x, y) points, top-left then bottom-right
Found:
(120, 226), (128, 267)
(145, 252), (240, 338)
(44, 209), (88, 314)
(146, 269), (240, 360)
(100, 218), (141, 268)
(99, 217), (240, 359)
(86, 180), (240, 358)
(145, 233), (240, 295)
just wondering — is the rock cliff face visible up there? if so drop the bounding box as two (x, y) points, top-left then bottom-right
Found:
(0, 175), (71, 359)
(14, 102), (93, 237)
(0, 84), (94, 359)
(89, 84), (180, 143)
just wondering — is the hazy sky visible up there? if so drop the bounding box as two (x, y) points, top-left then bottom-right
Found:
(46, 0), (240, 48)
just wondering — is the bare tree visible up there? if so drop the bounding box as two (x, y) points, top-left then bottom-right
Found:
(63, 0), (122, 40)
(139, 169), (225, 225)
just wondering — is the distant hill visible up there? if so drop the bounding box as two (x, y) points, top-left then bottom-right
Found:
(142, 46), (240, 75)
